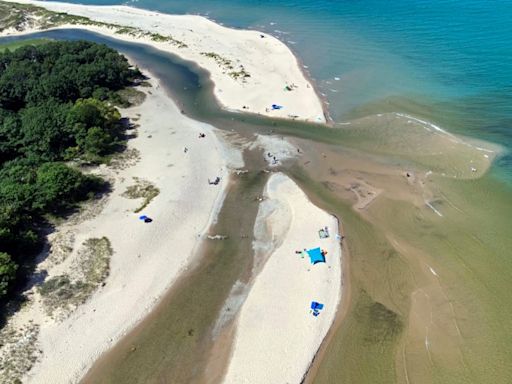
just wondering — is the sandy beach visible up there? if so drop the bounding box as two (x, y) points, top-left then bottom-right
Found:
(222, 173), (342, 384)
(0, 3), (338, 382)
(2, 1), (510, 383)
(1, 0), (326, 123)
(0, 74), (243, 383)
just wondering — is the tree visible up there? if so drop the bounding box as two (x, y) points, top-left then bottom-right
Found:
(0, 159), (38, 219)
(0, 40), (141, 302)
(0, 109), (21, 163)
(19, 100), (72, 161)
(0, 40), (140, 111)
(0, 252), (17, 297)
(67, 98), (121, 157)
(84, 127), (112, 157)
(34, 163), (89, 211)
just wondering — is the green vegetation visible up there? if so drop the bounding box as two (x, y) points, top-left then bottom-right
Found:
(200, 52), (250, 81)
(113, 87), (147, 108)
(0, 1), (34, 32)
(200, 52), (234, 70)
(38, 237), (112, 316)
(0, 1), (188, 48)
(0, 38), (50, 52)
(229, 67), (251, 81)
(0, 322), (40, 383)
(113, 26), (188, 48)
(0, 0), (112, 32)
(110, 148), (141, 170)
(122, 177), (160, 213)
(0, 252), (17, 296)
(0, 41), (142, 303)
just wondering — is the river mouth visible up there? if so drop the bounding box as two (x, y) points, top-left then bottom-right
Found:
(2, 30), (512, 384)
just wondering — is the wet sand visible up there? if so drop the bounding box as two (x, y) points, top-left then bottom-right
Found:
(287, 128), (512, 384)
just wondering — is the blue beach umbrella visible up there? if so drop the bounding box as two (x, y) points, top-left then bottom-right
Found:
(306, 247), (326, 264)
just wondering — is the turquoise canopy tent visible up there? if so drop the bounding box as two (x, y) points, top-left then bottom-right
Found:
(307, 247), (325, 264)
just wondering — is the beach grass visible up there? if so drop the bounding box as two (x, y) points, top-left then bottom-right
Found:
(38, 237), (112, 317)
(0, 0), (188, 49)
(0, 323), (40, 384)
(121, 177), (160, 213)
(110, 148), (141, 171)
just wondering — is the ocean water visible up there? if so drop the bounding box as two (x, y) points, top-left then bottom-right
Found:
(58, 0), (512, 181)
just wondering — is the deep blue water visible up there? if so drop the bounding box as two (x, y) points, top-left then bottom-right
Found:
(37, 0), (512, 181)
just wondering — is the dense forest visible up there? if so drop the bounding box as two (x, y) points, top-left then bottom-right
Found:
(0, 40), (142, 302)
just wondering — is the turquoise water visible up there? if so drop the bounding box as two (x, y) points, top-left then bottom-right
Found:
(31, 0), (512, 180)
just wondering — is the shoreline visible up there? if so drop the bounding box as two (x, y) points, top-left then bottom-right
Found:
(1, 0), (327, 124)
(2, 3), (508, 383)
(302, 214), (352, 383)
(222, 173), (343, 384)
(0, 71), (241, 383)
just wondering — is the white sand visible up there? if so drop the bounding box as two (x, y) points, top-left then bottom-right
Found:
(2, 76), (240, 384)
(223, 173), (342, 384)
(1, 0), (326, 123)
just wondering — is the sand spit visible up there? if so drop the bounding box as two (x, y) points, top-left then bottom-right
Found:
(0, 77), (240, 384)
(222, 173), (342, 384)
(1, 0), (326, 123)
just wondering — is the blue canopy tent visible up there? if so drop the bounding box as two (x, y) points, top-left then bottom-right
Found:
(307, 247), (325, 264)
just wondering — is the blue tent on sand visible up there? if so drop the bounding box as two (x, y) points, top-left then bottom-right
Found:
(307, 247), (325, 264)
(311, 301), (324, 317)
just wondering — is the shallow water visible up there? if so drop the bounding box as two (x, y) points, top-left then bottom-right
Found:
(2, 28), (512, 384)
(52, 0), (512, 183)
(82, 168), (268, 384)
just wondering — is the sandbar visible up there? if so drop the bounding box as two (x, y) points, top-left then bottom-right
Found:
(222, 173), (342, 383)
